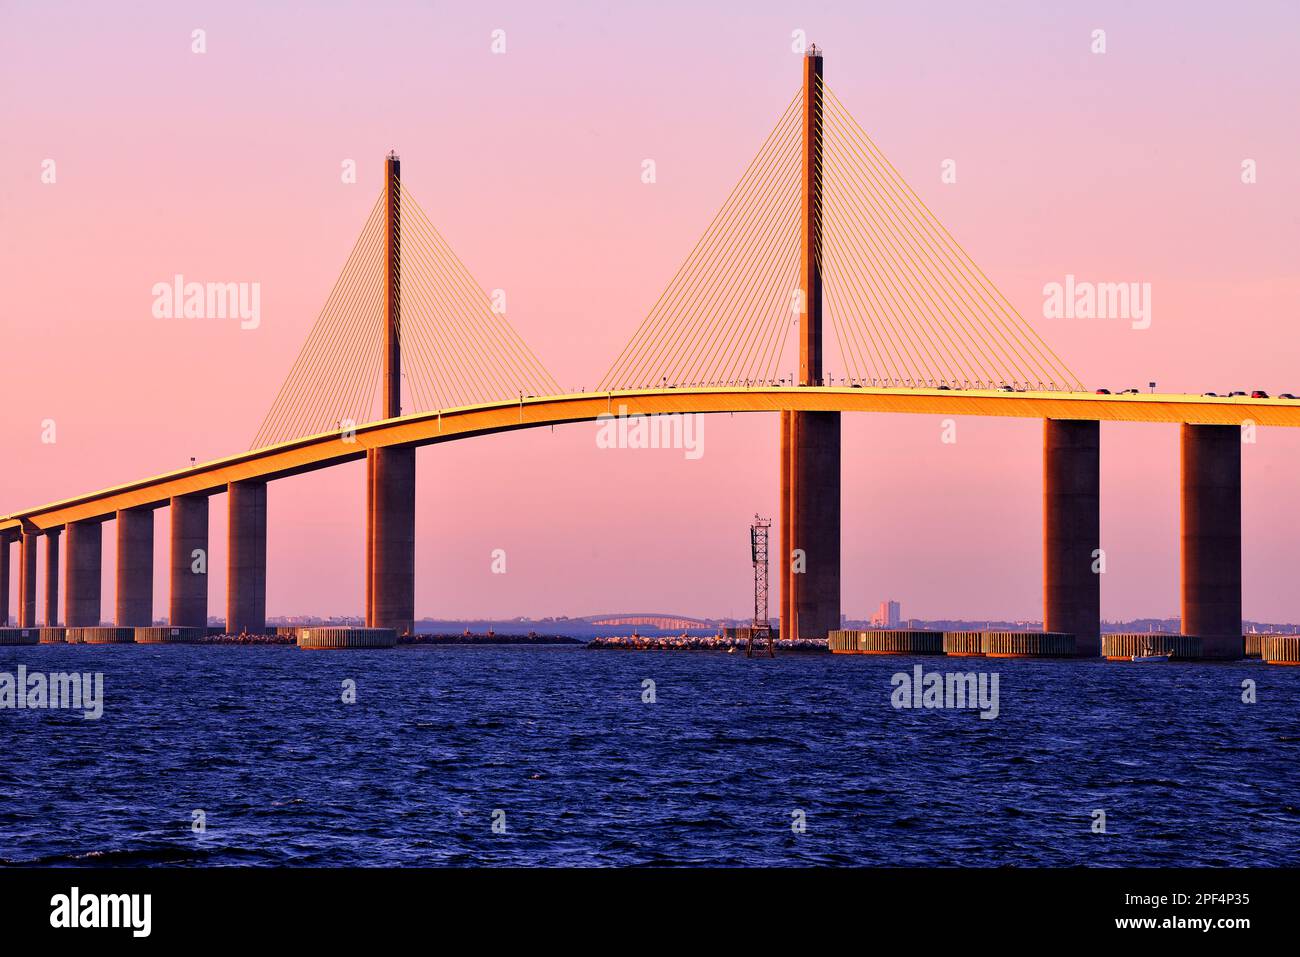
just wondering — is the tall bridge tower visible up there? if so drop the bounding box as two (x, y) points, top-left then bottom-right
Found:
(780, 45), (841, 640)
(366, 151), (416, 635)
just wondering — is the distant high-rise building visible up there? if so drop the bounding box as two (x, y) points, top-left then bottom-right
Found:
(870, 600), (901, 628)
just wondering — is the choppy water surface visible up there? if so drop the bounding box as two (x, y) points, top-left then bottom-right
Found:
(1, 644), (1296, 866)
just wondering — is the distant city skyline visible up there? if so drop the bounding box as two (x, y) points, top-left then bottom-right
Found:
(870, 600), (903, 628)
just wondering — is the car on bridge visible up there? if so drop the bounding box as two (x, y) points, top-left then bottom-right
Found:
(1095, 388), (1111, 395)
(1280, 393), (1298, 400)
(1252, 390), (1269, 398)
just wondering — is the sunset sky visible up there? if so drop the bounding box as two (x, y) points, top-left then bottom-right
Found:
(2, 1), (1298, 623)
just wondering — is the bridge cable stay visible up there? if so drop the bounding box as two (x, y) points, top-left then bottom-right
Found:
(252, 190), (388, 449)
(598, 82), (1085, 393)
(396, 182), (561, 411)
(818, 83), (1083, 390)
(598, 90), (805, 392)
(251, 185), (562, 450)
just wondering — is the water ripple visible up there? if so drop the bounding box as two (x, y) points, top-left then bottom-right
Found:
(0, 645), (1296, 866)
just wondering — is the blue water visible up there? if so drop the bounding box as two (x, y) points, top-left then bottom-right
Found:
(1, 644), (1296, 866)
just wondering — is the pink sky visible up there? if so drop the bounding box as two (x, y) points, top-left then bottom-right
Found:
(2, 1), (1299, 623)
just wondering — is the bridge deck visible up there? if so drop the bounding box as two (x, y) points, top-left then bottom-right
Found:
(4, 387), (1296, 532)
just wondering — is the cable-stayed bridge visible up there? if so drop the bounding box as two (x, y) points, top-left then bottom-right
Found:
(3, 47), (1294, 654)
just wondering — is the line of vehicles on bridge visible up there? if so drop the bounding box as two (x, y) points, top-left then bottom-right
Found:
(1089, 388), (1297, 399)
(635, 380), (1297, 397)
(892, 384), (1295, 397)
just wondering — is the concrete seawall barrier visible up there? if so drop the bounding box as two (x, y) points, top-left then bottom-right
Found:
(941, 632), (985, 657)
(1103, 633), (1202, 661)
(297, 627), (397, 650)
(828, 629), (944, 655)
(135, 626), (205, 643)
(1261, 635), (1300, 665)
(980, 631), (1075, 658)
(0, 627), (40, 646)
(80, 627), (136, 644)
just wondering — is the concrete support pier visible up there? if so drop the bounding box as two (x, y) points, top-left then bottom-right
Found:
(366, 446), (416, 635)
(227, 480), (267, 635)
(1181, 423), (1242, 658)
(115, 507), (154, 626)
(43, 527), (61, 626)
(169, 494), (209, 628)
(1042, 419), (1101, 656)
(65, 520), (102, 626)
(782, 410), (841, 638)
(19, 528), (37, 628)
(779, 411), (791, 634)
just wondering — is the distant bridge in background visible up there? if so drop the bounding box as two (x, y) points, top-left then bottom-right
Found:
(585, 614), (718, 630)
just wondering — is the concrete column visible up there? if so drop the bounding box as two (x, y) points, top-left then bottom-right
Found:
(44, 527), (61, 626)
(366, 446), (415, 634)
(779, 411), (792, 637)
(170, 494), (209, 628)
(19, 528), (38, 627)
(0, 534), (10, 626)
(1181, 423), (1241, 658)
(227, 480), (267, 635)
(116, 507), (154, 626)
(65, 520), (103, 626)
(783, 411), (841, 638)
(1043, 419), (1101, 656)
(365, 451), (375, 619)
